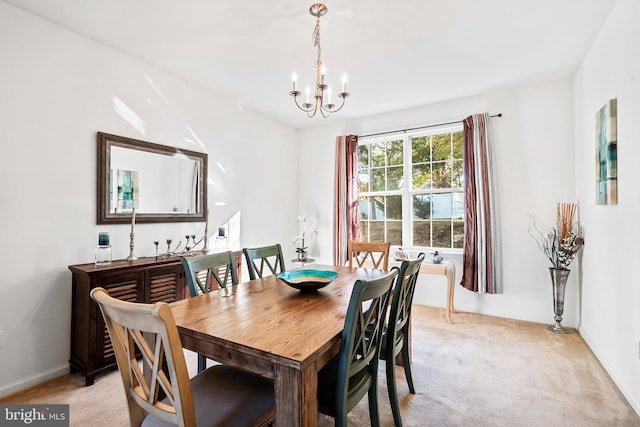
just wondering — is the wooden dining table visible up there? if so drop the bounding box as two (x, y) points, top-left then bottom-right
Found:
(169, 264), (386, 427)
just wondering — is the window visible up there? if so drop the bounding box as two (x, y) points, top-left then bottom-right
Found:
(357, 126), (464, 250)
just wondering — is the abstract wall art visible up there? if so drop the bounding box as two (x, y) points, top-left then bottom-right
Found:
(110, 169), (139, 212)
(595, 98), (617, 205)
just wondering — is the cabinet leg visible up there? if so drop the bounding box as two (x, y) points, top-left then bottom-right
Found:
(85, 374), (95, 386)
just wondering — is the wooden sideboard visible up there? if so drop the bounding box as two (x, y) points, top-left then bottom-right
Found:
(68, 251), (242, 385)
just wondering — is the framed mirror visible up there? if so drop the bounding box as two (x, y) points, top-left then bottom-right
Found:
(97, 132), (207, 224)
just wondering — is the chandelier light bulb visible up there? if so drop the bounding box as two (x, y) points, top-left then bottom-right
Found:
(291, 72), (298, 91)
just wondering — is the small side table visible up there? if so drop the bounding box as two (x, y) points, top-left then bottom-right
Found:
(419, 260), (456, 323)
(388, 259), (456, 323)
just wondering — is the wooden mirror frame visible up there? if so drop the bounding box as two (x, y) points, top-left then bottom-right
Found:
(97, 132), (207, 224)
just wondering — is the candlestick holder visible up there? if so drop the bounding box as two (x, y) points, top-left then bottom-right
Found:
(126, 232), (138, 261)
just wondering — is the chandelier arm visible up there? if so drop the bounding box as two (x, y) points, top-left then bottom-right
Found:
(326, 95), (348, 113)
(293, 96), (317, 115)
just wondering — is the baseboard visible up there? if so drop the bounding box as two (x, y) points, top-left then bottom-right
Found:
(0, 364), (69, 399)
(579, 326), (640, 417)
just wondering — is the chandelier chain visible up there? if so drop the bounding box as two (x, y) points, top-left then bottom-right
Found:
(313, 15), (322, 63)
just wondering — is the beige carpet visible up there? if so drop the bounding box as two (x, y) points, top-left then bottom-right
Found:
(2, 305), (638, 427)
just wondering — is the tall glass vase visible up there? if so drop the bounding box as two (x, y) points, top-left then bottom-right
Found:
(547, 267), (571, 334)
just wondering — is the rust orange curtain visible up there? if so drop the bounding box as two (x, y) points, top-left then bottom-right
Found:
(333, 135), (360, 266)
(461, 113), (502, 294)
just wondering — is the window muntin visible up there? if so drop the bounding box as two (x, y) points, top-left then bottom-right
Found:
(358, 127), (464, 250)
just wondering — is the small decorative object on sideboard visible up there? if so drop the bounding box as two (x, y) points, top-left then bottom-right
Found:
(431, 251), (444, 264)
(95, 232), (112, 265)
(125, 208), (138, 262)
(393, 247), (408, 261)
(529, 202), (585, 334)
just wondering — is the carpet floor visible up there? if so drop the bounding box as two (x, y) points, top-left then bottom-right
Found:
(1, 305), (638, 426)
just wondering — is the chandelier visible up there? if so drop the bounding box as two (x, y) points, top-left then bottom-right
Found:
(289, 3), (350, 118)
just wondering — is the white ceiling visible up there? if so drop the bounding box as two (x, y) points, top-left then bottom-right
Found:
(3, 0), (617, 129)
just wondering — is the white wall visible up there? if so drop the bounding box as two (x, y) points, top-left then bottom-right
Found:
(0, 3), (298, 396)
(299, 77), (577, 325)
(574, 0), (640, 414)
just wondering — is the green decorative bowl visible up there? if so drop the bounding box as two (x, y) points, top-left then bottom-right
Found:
(278, 269), (339, 292)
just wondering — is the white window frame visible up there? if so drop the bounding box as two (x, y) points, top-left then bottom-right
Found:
(358, 123), (464, 253)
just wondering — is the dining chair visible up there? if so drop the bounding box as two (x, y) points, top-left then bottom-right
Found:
(317, 269), (398, 427)
(181, 251), (238, 373)
(90, 287), (275, 427)
(348, 241), (391, 271)
(181, 251), (238, 296)
(243, 243), (286, 280)
(381, 253), (425, 427)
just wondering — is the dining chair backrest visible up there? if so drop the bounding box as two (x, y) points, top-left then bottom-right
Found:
(382, 252), (425, 427)
(91, 287), (275, 427)
(387, 252), (425, 356)
(181, 251), (240, 373)
(181, 251), (238, 297)
(243, 243), (286, 280)
(348, 241), (391, 271)
(317, 269), (398, 426)
(90, 287), (197, 426)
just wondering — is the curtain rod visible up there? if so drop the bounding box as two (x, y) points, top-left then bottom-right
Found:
(359, 113), (503, 139)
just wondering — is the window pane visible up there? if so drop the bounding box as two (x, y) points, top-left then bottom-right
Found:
(451, 160), (463, 188)
(452, 132), (463, 159)
(358, 197), (370, 220)
(452, 192), (464, 219)
(387, 195), (402, 220)
(387, 140), (403, 166)
(371, 196), (385, 220)
(387, 221), (402, 245)
(413, 194), (431, 220)
(453, 221), (464, 248)
(411, 136), (430, 163)
(413, 221), (430, 247)
(432, 193), (452, 220)
(358, 170), (370, 193)
(360, 221), (370, 242)
(357, 145), (369, 167)
(412, 163), (431, 190)
(431, 162), (450, 188)
(387, 166), (403, 191)
(370, 221), (385, 242)
(432, 134), (450, 161)
(432, 221), (452, 247)
(371, 168), (385, 192)
(371, 142), (385, 167)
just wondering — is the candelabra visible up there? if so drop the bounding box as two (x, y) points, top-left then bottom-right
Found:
(154, 234), (208, 259)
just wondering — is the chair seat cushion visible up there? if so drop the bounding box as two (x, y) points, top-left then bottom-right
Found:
(142, 365), (274, 427)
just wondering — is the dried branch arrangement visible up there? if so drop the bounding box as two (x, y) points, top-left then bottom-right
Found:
(529, 202), (585, 270)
